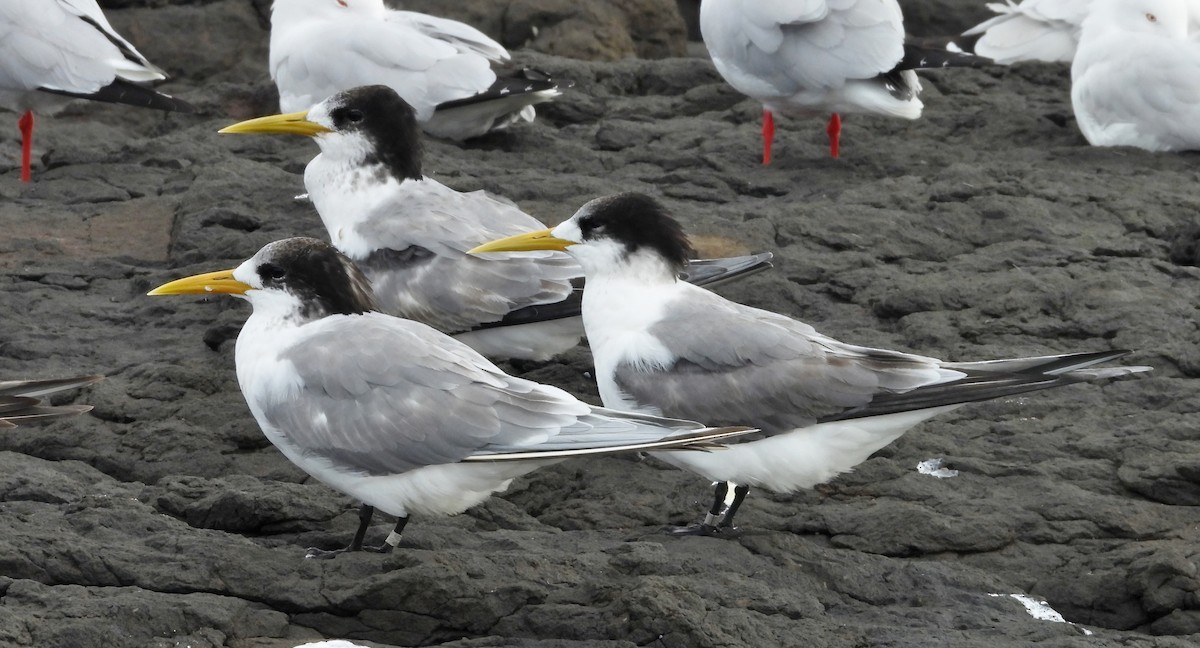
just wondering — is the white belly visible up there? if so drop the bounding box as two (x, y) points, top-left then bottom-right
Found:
(653, 405), (962, 492)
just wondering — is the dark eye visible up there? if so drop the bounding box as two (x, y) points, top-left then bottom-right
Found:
(346, 109), (364, 123)
(258, 263), (286, 281)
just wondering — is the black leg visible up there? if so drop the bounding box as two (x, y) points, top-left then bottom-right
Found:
(366, 515), (409, 554)
(305, 504), (375, 559)
(668, 482), (730, 537)
(717, 484), (750, 532)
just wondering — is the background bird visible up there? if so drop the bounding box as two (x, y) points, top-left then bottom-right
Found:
(220, 85), (772, 361)
(959, 0), (1200, 64)
(700, 0), (989, 163)
(0, 0), (193, 182)
(470, 193), (1151, 535)
(0, 375), (102, 428)
(269, 0), (560, 141)
(1071, 0), (1200, 151)
(149, 237), (754, 556)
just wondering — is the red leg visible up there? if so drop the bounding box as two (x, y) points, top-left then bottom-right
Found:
(826, 112), (841, 159)
(18, 111), (33, 183)
(761, 109), (774, 165)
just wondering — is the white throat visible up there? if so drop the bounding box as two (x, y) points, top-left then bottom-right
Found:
(304, 133), (415, 258)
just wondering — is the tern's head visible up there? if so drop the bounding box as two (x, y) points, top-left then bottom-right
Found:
(469, 193), (695, 280)
(220, 85), (423, 182)
(150, 237), (380, 324)
(1083, 0), (1188, 38)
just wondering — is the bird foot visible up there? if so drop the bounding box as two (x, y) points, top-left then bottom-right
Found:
(304, 545), (352, 560)
(667, 523), (742, 539)
(715, 523), (744, 538)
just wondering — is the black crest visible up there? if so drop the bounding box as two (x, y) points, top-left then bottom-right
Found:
(577, 193), (695, 272)
(256, 237), (381, 319)
(328, 85), (424, 181)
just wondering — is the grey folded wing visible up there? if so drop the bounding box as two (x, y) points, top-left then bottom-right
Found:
(612, 291), (956, 432)
(353, 185), (580, 332)
(267, 314), (735, 475)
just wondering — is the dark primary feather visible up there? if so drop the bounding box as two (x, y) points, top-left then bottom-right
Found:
(0, 375), (102, 429)
(42, 79), (195, 113)
(875, 45), (991, 105)
(434, 67), (560, 111)
(894, 44), (993, 71)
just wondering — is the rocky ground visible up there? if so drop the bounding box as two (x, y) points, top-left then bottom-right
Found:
(2, 1), (1199, 647)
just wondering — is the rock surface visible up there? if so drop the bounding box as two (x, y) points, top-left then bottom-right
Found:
(3, 1), (1200, 647)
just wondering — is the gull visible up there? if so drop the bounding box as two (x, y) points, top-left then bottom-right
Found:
(699, 0), (989, 163)
(0, 375), (102, 428)
(148, 237), (754, 556)
(960, 0), (1200, 64)
(960, 0), (1094, 63)
(269, 0), (560, 141)
(0, 0), (193, 182)
(470, 193), (1150, 535)
(1071, 0), (1200, 151)
(219, 85), (772, 361)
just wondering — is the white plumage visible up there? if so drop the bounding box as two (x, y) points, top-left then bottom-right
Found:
(963, 0), (1200, 64)
(1071, 0), (1200, 151)
(269, 0), (558, 141)
(963, 0), (1093, 63)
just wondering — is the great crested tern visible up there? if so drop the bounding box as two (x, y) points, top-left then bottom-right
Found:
(0, 375), (102, 428)
(219, 85), (772, 361)
(1071, 0), (1200, 151)
(699, 0), (988, 162)
(470, 192), (1151, 535)
(149, 237), (754, 556)
(269, 0), (560, 141)
(0, 0), (193, 182)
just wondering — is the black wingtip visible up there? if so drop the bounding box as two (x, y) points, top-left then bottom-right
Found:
(682, 252), (775, 288)
(42, 79), (196, 114)
(434, 67), (563, 112)
(895, 44), (994, 72)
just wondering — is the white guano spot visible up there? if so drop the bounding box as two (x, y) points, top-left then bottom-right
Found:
(917, 458), (958, 478)
(988, 593), (1094, 636)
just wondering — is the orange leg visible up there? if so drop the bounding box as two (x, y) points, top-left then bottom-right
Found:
(761, 109), (775, 165)
(18, 111), (33, 183)
(826, 112), (841, 159)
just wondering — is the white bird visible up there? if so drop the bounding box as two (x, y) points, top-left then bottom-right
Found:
(699, 0), (988, 163)
(148, 237), (754, 555)
(219, 85), (772, 361)
(470, 193), (1150, 535)
(961, 0), (1200, 65)
(1071, 0), (1200, 151)
(961, 0), (1093, 64)
(269, 0), (560, 141)
(0, 374), (101, 428)
(0, 0), (193, 182)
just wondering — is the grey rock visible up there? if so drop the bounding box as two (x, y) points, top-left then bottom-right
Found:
(3, 0), (1200, 646)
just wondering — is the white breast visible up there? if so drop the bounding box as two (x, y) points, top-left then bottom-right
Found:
(581, 275), (677, 413)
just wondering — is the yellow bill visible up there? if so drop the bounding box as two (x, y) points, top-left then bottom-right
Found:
(468, 228), (575, 255)
(219, 111), (331, 137)
(147, 269), (252, 296)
